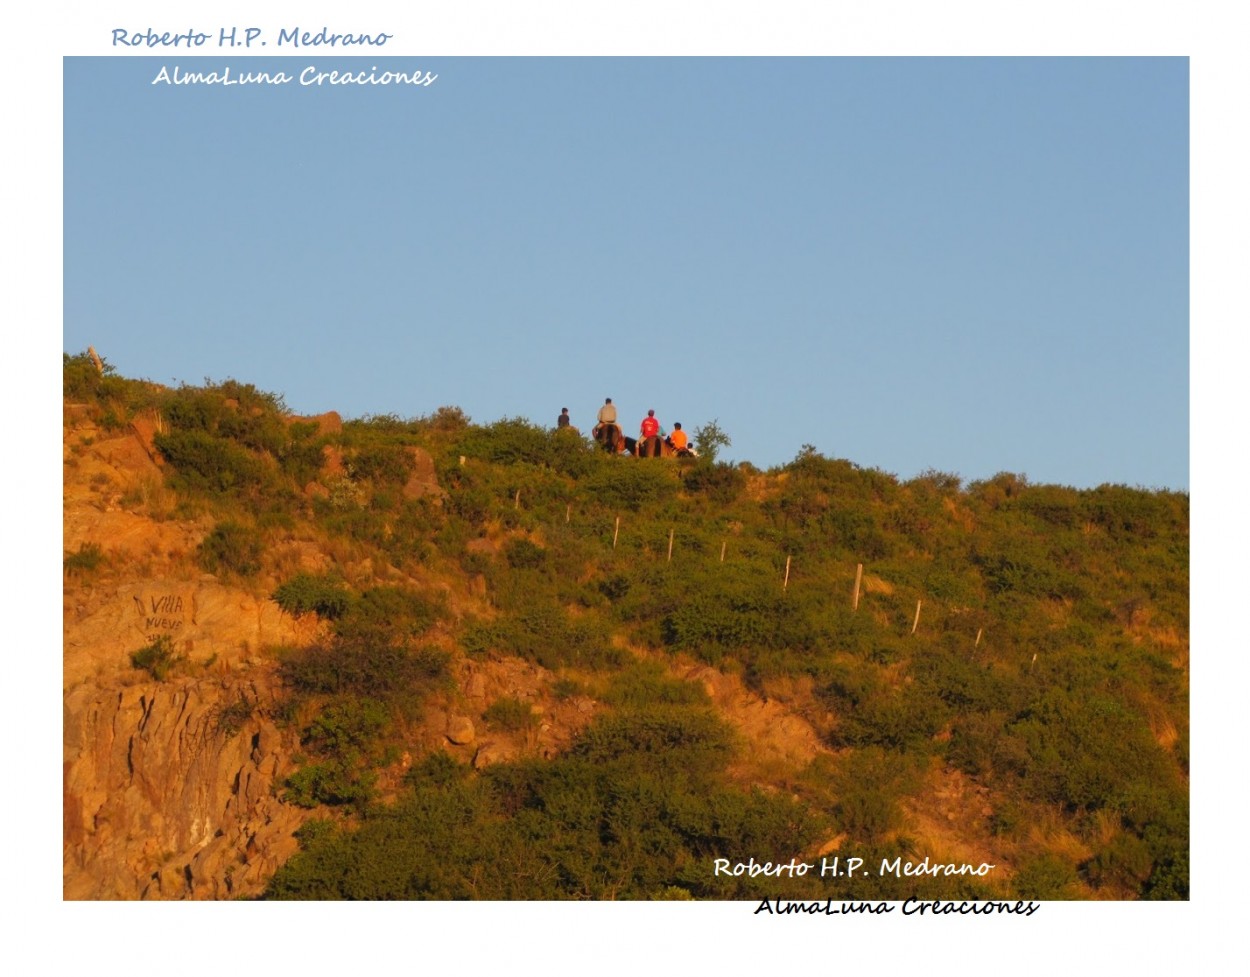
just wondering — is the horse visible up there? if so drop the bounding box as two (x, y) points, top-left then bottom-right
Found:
(594, 423), (642, 456)
(636, 435), (676, 458)
(594, 423), (625, 454)
(637, 435), (698, 458)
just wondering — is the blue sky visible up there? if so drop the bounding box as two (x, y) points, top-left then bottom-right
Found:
(64, 57), (1188, 488)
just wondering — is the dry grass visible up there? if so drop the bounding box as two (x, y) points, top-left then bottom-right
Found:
(863, 573), (895, 595)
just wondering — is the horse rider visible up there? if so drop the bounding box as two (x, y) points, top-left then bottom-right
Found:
(667, 421), (692, 456)
(639, 410), (665, 455)
(594, 398), (619, 451)
(557, 407), (571, 429)
(597, 398), (617, 427)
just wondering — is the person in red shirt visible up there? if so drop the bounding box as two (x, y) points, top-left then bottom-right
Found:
(640, 409), (660, 440)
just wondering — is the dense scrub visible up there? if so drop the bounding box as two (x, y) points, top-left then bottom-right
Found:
(65, 353), (1189, 900)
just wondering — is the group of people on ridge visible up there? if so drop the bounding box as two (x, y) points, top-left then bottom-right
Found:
(558, 399), (695, 457)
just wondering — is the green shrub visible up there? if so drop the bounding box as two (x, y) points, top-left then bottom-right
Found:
(279, 641), (449, 702)
(828, 748), (921, 841)
(908, 469), (963, 493)
(551, 678), (588, 701)
(681, 461), (745, 503)
(504, 538), (546, 569)
(1084, 832), (1155, 894)
(64, 351), (157, 414)
(422, 405), (471, 435)
(453, 417), (598, 479)
(658, 566), (819, 666)
(832, 684), (948, 751)
(279, 425), (327, 485)
(332, 586), (443, 644)
(462, 606), (622, 671)
(602, 661), (710, 708)
(581, 462), (679, 511)
(1005, 690), (1173, 812)
(1142, 849), (1189, 900)
(272, 573), (353, 619)
(214, 695), (255, 736)
(405, 750), (471, 787)
(64, 542), (106, 576)
(198, 521), (263, 576)
(351, 443), (414, 484)
(571, 708), (735, 776)
(458, 418), (551, 466)
(161, 379), (289, 453)
(301, 698), (391, 756)
(285, 760), (376, 809)
(130, 635), (181, 680)
(692, 420), (731, 463)
(482, 696), (539, 732)
(1011, 854), (1078, 899)
(154, 429), (269, 495)
(64, 351), (105, 402)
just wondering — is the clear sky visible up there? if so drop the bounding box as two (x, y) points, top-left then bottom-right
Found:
(64, 56), (1187, 488)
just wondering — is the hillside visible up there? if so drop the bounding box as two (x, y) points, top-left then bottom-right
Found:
(62, 352), (1189, 900)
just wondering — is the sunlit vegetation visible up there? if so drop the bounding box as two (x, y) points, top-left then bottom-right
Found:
(65, 352), (1189, 900)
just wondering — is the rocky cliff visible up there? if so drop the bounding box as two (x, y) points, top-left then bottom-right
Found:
(63, 412), (319, 899)
(63, 672), (303, 899)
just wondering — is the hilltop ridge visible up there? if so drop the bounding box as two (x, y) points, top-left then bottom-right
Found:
(62, 353), (1189, 900)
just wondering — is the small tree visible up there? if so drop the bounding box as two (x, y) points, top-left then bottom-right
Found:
(693, 419), (731, 463)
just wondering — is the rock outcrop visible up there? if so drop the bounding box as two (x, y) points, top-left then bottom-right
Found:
(63, 670), (304, 900)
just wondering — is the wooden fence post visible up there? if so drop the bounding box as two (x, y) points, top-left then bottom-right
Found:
(565, 503), (571, 524)
(911, 599), (922, 634)
(975, 628), (983, 648)
(613, 516), (620, 550)
(852, 563), (863, 610)
(783, 555), (791, 590)
(720, 540), (726, 563)
(667, 528), (674, 563)
(514, 489), (521, 509)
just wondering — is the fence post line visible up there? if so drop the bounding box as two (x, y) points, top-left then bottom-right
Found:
(783, 555), (791, 590)
(566, 503), (571, 523)
(613, 516), (620, 550)
(853, 563), (863, 610)
(514, 489), (521, 509)
(975, 628), (983, 648)
(720, 540), (726, 563)
(667, 528), (674, 563)
(911, 599), (922, 635)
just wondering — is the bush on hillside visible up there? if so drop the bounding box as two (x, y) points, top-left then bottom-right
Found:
(279, 640), (449, 702)
(198, 521), (264, 577)
(130, 635), (181, 680)
(154, 430), (270, 495)
(332, 586), (444, 644)
(482, 696), (539, 732)
(581, 462), (679, 512)
(272, 573), (353, 619)
(64, 542), (106, 576)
